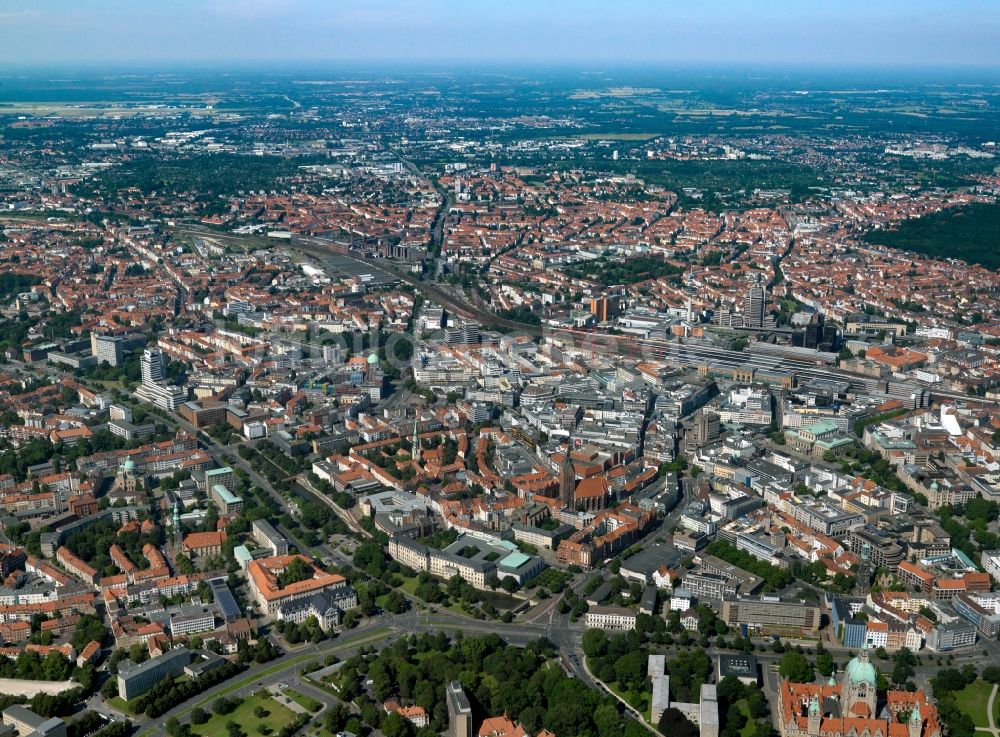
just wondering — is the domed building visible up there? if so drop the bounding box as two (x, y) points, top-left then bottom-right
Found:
(843, 647), (878, 716)
(364, 353), (384, 400)
(108, 457), (145, 505)
(777, 647), (942, 737)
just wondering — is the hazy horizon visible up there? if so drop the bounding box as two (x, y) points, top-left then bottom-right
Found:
(0, 0), (998, 69)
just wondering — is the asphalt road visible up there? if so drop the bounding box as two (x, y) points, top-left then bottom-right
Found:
(128, 609), (589, 737)
(132, 620), (395, 737)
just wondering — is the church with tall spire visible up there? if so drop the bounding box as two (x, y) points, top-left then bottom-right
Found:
(854, 541), (872, 595)
(411, 419), (421, 463)
(559, 438), (576, 510)
(172, 500), (183, 548)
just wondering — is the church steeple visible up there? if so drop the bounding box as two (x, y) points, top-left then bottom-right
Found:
(908, 705), (923, 737)
(807, 695), (821, 736)
(559, 437), (576, 510)
(855, 541), (872, 594)
(172, 500), (182, 547)
(411, 419), (421, 463)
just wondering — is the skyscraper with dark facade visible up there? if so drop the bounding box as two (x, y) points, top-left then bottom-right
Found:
(743, 282), (766, 329)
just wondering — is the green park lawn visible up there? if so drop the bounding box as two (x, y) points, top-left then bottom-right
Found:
(398, 576), (420, 596)
(107, 696), (137, 715)
(396, 576), (466, 616)
(397, 574), (517, 620)
(136, 628), (393, 737)
(953, 680), (994, 730)
(285, 689), (322, 713)
(191, 692), (296, 737)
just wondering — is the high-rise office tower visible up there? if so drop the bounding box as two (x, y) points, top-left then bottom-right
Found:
(446, 682), (472, 737)
(92, 334), (124, 367)
(743, 283), (766, 329)
(141, 347), (166, 386)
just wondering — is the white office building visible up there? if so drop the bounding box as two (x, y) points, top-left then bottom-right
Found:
(141, 348), (166, 385)
(136, 347), (186, 411)
(92, 334), (124, 367)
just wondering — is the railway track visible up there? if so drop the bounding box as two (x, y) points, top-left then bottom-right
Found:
(255, 232), (995, 406)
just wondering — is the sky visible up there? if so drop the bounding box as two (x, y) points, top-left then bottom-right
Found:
(0, 0), (997, 69)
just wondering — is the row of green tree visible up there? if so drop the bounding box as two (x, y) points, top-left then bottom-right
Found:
(704, 539), (795, 590)
(563, 255), (684, 286)
(64, 517), (164, 579)
(128, 659), (242, 717)
(334, 632), (652, 737)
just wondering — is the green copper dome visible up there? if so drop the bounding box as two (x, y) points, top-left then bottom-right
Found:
(367, 353), (379, 364)
(122, 459), (136, 472)
(808, 696), (821, 717)
(845, 653), (877, 686)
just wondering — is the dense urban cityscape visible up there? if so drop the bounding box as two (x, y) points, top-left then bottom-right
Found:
(0, 5), (998, 737)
